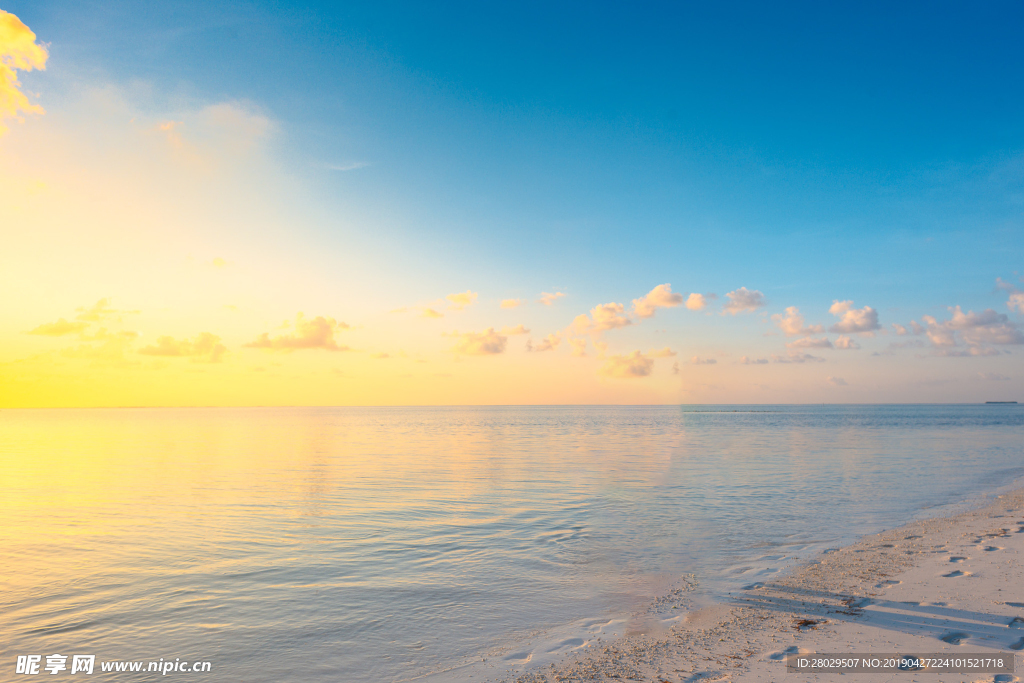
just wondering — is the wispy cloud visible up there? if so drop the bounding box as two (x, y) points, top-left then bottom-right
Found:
(978, 372), (1010, 381)
(327, 161), (368, 171)
(139, 332), (227, 363)
(827, 376), (848, 386)
(740, 356), (769, 365)
(501, 324), (530, 335)
(648, 347), (676, 358)
(500, 298), (524, 309)
(723, 287), (766, 315)
(26, 318), (90, 336)
(0, 9), (48, 136)
(538, 292), (566, 306)
(528, 333), (561, 352)
(449, 328), (507, 355)
(420, 308), (444, 319)
(772, 351), (825, 363)
(244, 314), (350, 351)
(446, 290), (478, 310)
(568, 338), (587, 357)
(786, 336), (833, 349)
(75, 298), (137, 323)
(632, 284), (683, 319)
(996, 277), (1024, 313)
(691, 356), (717, 365)
(600, 351), (655, 378)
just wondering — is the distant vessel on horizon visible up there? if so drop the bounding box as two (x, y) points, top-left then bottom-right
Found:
(985, 401), (1018, 404)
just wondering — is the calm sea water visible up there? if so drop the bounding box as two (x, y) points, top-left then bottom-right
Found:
(2, 405), (1022, 681)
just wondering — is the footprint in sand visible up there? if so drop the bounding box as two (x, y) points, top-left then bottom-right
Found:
(940, 631), (971, 645)
(1006, 602), (1024, 608)
(769, 646), (812, 661)
(949, 556), (969, 562)
(982, 546), (1004, 552)
(992, 675), (1020, 683)
(847, 597), (873, 608)
(943, 570), (971, 578)
(1011, 637), (1024, 651)
(875, 579), (902, 588)
(1008, 617), (1024, 629)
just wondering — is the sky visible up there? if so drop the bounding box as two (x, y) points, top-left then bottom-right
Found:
(1, 0), (1023, 406)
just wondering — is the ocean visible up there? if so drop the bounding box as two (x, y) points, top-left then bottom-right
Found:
(2, 405), (1022, 681)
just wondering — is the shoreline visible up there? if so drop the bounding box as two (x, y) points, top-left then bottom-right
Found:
(480, 487), (1024, 683)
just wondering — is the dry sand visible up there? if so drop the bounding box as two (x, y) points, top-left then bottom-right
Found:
(492, 489), (1024, 683)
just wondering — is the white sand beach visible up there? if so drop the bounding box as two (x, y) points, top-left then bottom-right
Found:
(495, 489), (1024, 683)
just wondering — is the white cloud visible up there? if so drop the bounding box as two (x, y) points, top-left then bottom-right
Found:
(786, 336), (833, 349)
(529, 333), (561, 352)
(632, 284), (684, 318)
(828, 300), (881, 334)
(834, 335), (860, 350)
(685, 292), (715, 311)
(996, 278), (1024, 313)
(599, 351), (655, 378)
(573, 302), (631, 334)
(140, 332), (227, 363)
(922, 306), (1024, 353)
(1009, 292), (1024, 314)
(892, 323), (908, 335)
(909, 321), (925, 335)
(723, 287), (767, 315)
(244, 313), (350, 351)
(446, 290), (478, 310)
(538, 292), (566, 306)
(27, 318), (90, 336)
(772, 352), (825, 363)
(978, 372), (1010, 381)
(0, 9), (48, 136)
(449, 328), (507, 355)
(771, 307), (824, 336)
(648, 347), (676, 358)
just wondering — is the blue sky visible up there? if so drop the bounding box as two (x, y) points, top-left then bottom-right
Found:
(2, 1), (1023, 404)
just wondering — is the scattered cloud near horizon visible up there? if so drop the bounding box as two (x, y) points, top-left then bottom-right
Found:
(772, 306), (824, 336)
(449, 328), (506, 355)
(139, 332), (227, 363)
(528, 333), (561, 352)
(600, 350), (655, 378)
(632, 284), (683, 318)
(828, 300), (881, 335)
(244, 314), (350, 351)
(446, 290), (478, 310)
(500, 298), (524, 309)
(686, 293), (715, 311)
(26, 318), (90, 336)
(538, 292), (566, 306)
(723, 287), (766, 315)
(573, 302), (631, 335)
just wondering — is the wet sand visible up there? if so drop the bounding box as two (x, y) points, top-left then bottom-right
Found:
(491, 488), (1024, 683)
